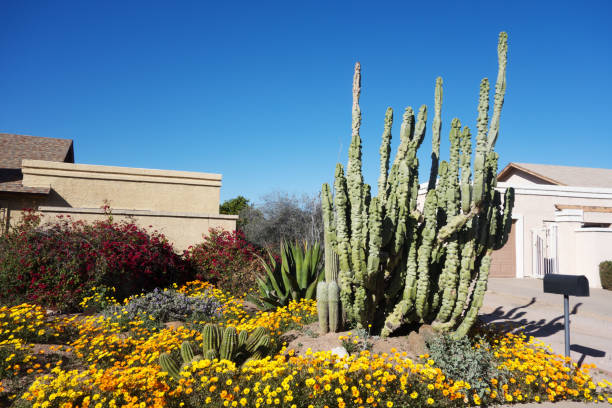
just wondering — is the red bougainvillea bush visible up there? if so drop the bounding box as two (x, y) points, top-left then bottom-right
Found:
(185, 228), (271, 297)
(0, 210), (196, 311)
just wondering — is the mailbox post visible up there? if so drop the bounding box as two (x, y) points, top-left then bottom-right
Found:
(543, 274), (589, 363)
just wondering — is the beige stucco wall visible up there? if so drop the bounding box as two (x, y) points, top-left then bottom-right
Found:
(573, 228), (612, 288)
(1, 160), (238, 250)
(498, 182), (612, 280)
(35, 207), (237, 251)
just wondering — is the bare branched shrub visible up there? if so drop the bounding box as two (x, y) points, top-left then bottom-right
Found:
(240, 192), (323, 249)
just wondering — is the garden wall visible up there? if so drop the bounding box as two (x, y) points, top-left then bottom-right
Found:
(4, 159), (237, 250)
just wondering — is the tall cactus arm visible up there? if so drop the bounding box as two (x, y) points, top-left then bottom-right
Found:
(441, 225), (476, 330)
(347, 62), (366, 291)
(415, 191), (438, 319)
(395, 107), (415, 166)
(427, 77), (443, 191)
(486, 32), (508, 152)
(473, 78), (490, 204)
(392, 162), (411, 255)
(334, 164), (354, 321)
(436, 161), (449, 215)
(411, 105), (428, 154)
(362, 183), (372, 252)
(334, 164), (351, 273)
(446, 118), (462, 216)
(436, 204), (480, 243)
(366, 197), (383, 282)
(460, 127), (473, 213)
(451, 250), (493, 339)
(321, 183), (335, 242)
(378, 107), (393, 206)
(433, 237), (460, 324)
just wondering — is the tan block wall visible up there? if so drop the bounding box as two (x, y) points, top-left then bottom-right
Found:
(35, 207), (237, 251)
(21, 160), (222, 214)
(1, 160), (238, 250)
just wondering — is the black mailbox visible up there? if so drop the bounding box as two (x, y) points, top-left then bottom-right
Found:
(543, 274), (589, 297)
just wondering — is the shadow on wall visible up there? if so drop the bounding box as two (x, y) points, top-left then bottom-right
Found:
(479, 297), (606, 368)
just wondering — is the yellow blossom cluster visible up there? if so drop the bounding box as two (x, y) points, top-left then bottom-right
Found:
(2, 280), (611, 408)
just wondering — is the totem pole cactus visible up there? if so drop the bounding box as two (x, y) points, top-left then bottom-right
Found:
(319, 32), (514, 339)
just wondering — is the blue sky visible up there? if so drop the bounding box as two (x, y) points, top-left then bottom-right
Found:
(1, 1), (611, 204)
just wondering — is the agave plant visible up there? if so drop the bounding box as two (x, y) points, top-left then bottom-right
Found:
(249, 241), (323, 310)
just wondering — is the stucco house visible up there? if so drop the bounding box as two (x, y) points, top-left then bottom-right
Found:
(0, 133), (237, 250)
(490, 163), (612, 288)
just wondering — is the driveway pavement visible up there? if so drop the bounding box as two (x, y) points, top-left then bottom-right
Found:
(481, 278), (612, 375)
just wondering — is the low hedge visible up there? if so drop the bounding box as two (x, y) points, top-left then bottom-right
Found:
(600, 260), (612, 290)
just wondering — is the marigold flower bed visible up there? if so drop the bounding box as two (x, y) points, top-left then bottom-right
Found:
(0, 281), (610, 408)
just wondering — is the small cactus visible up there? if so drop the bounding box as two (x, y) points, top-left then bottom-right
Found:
(180, 341), (197, 365)
(202, 323), (222, 352)
(159, 352), (180, 380)
(220, 326), (238, 361)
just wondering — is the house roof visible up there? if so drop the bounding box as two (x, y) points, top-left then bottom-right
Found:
(0, 133), (73, 195)
(498, 162), (612, 189)
(0, 133), (74, 169)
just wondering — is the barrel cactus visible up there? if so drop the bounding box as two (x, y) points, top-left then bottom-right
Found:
(318, 32), (514, 339)
(159, 323), (271, 379)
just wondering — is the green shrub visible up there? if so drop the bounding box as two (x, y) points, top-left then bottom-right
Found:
(426, 334), (508, 398)
(600, 261), (612, 290)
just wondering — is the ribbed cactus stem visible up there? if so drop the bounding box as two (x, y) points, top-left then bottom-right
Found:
(460, 127), (472, 213)
(328, 281), (341, 332)
(159, 352), (180, 380)
(451, 250), (493, 339)
(238, 330), (248, 347)
(487, 32), (508, 152)
(415, 191), (438, 318)
(220, 326), (238, 361)
(347, 62), (366, 289)
(245, 327), (267, 353)
(428, 77), (443, 191)
(473, 78), (490, 204)
(317, 282), (329, 334)
(180, 341), (197, 365)
(378, 108), (393, 206)
(412, 105), (428, 152)
(202, 323), (222, 353)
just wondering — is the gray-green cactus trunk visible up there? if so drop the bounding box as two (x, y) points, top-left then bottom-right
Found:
(319, 32), (514, 338)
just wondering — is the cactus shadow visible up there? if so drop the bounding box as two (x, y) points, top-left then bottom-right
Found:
(570, 344), (606, 368)
(479, 297), (583, 338)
